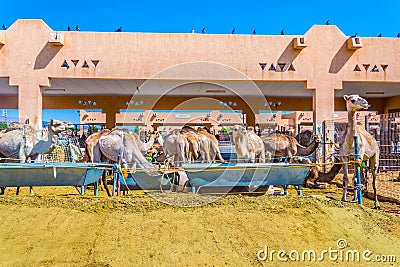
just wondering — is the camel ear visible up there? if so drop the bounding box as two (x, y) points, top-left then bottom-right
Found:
(343, 95), (350, 101)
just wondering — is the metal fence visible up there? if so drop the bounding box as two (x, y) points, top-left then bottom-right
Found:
(323, 113), (400, 203)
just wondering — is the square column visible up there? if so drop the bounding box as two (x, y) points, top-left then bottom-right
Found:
(18, 83), (43, 128)
(103, 107), (119, 129)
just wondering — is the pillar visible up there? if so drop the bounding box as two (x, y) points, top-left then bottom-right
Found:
(18, 83), (42, 128)
(242, 107), (255, 127)
(103, 107), (119, 129)
(312, 86), (335, 134)
(312, 84), (336, 165)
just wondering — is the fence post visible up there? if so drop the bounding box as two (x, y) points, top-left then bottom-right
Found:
(354, 136), (362, 205)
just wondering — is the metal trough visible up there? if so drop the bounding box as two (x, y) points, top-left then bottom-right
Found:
(183, 162), (311, 195)
(119, 171), (171, 191)
(0, 163), (106, 196)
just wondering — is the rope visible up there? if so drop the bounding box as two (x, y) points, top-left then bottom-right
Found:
(0, 157), (22, 162)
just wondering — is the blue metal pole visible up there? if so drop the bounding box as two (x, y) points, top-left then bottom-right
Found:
(81, 185), (85, 196)
(112, 164), (117, 196)
(94, 181), (98, 196)
(354, 136), (363, 205)
(297, 185), (303, 196)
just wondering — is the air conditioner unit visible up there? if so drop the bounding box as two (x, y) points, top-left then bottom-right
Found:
(293, 36), (307, 49)
(49, 32), (64, 46)
(347, 37), (362, 50)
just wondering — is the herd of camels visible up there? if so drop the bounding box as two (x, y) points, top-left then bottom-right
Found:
(0, 95), (381, 209)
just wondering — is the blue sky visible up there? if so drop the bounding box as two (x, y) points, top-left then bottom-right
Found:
(3, 0), (400, 37)
(2, 0), (400, 124)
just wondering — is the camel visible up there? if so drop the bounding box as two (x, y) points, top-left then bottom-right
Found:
(231, 125), (265, 162)
(0, 119), (74, 162)
(340, 94), (380, 209)
(180, 130), (200, 162)
(86, 129), (157, 196)
(197, 128), (225, 163)
(161, 129), (188, 166)
(94, 129), (155, 170)
(261, 132), (321, 161)
(86, 129), (156, 162)
(85, 129), (111, 162)
(0, 120), (73, 195)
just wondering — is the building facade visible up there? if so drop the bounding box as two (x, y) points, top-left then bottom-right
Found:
(1, 19), (400, 132)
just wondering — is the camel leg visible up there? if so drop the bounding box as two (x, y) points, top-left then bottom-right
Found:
(352, 174), (358, 202)
(341, 163), (349, 202)
(259, 149), (266, 163)
(101, 170), (111, 197)
(371, 164), (380, 209)
(0, 187), (5, 195)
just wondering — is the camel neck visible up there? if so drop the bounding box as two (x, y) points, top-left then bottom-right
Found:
(346, 110), (357, 147)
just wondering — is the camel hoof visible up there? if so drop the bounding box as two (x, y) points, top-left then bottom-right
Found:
(374, 205), (381, 210)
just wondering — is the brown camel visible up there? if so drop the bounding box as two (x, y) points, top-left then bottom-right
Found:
(340, 94), (380, 209)
(197, 128), (225, 163)
(261, 133), (321, 160)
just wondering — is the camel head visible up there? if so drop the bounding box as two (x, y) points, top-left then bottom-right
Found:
(231, 125), (247, 138)
(49, 119), (74, 133)
(343, 95), (370, 111)
(312, 134), (322, 143)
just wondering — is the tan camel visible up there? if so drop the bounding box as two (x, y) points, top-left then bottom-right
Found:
(197, 128), (225, 163)
(161, 129), (188, 166)
(231, 125), (265, 162)
(0, 120), (74, 162)
(197, 132), (211, 162)
(180, 130), (200, 162)
(340, 94), (380, 209)
(85, 129), (111, 162)
(261, 133), (321, 160)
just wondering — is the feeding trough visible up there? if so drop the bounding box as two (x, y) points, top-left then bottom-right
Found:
(118, 170), (172, 191)
(183, 162), (311, 195)
(0, 163), (107, 196)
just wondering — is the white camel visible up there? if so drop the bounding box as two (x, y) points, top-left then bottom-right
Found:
(0, 120), (74, 162)
(161, 129), (188, 166)
(231, 125), (265, 162)
(94, 129), (154, 170)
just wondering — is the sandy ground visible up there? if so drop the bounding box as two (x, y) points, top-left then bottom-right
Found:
(0, 185), (399, 267)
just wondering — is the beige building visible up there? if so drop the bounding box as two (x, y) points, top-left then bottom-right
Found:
(1, 19), (400, 132)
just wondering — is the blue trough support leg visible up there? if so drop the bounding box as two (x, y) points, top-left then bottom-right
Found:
(16, 187), (20, 195)
(283, 185), (288, 195)
(297, 185), (303, 196)
(94, 181), (99, 196)
(81, 185), (85, 196)
(29, 186), (34, 196)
